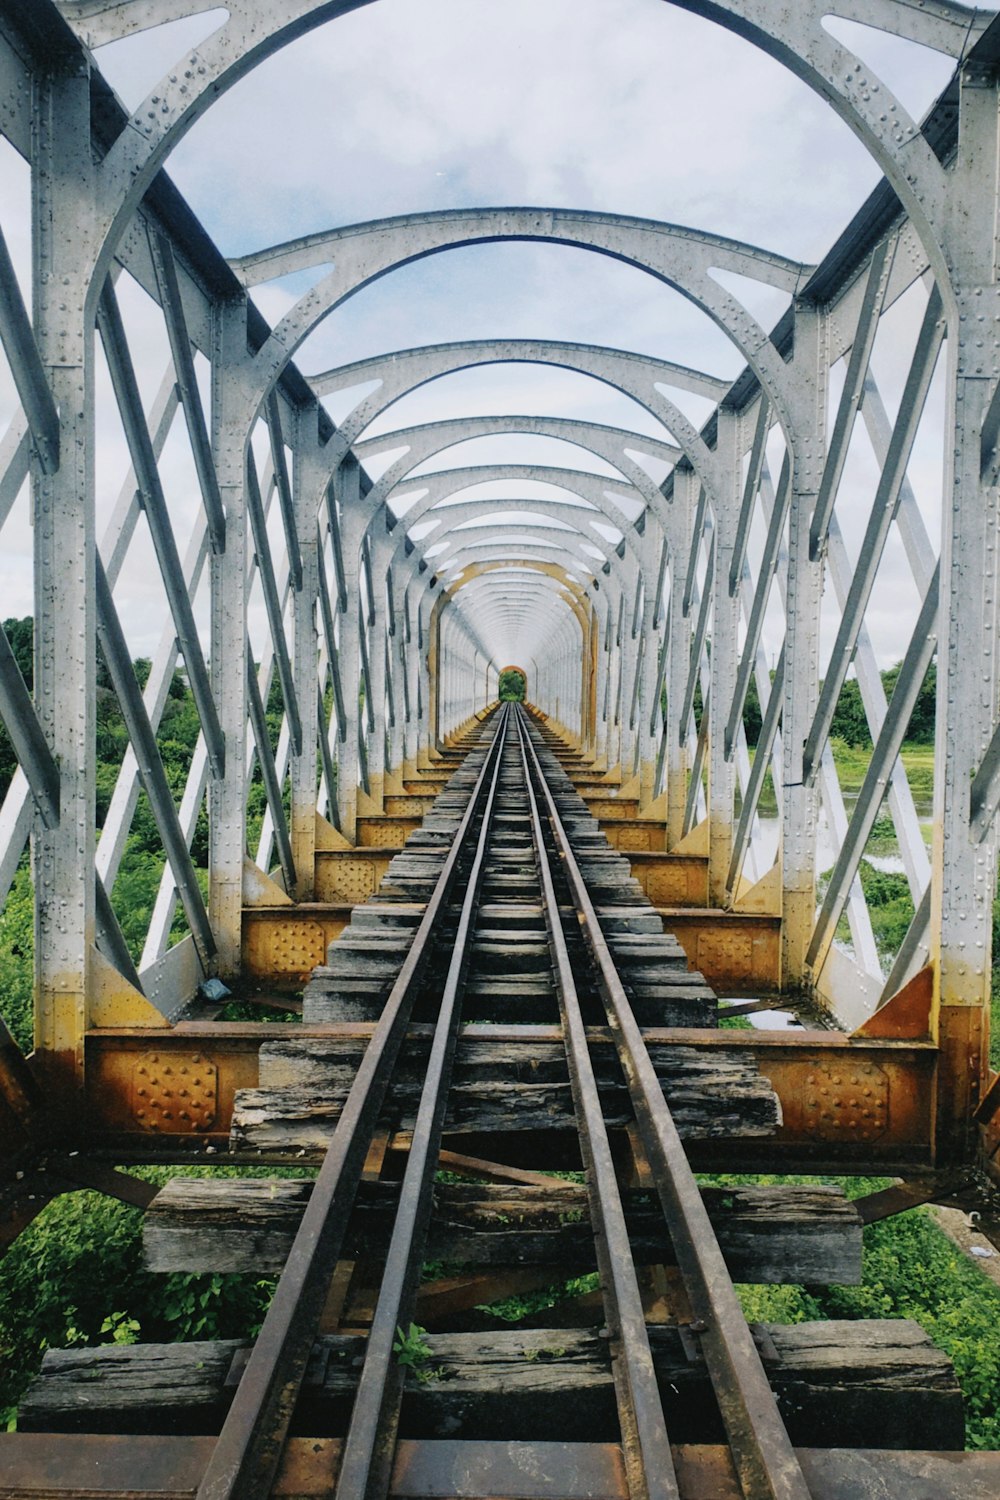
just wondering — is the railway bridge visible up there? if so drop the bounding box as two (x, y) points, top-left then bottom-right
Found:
(3, 1), (1000, 1495)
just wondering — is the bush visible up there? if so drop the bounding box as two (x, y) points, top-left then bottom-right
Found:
(819, 1209), (1000, 1450)
(498, 669), (526, 702)
(0, 1167), (306, 1429)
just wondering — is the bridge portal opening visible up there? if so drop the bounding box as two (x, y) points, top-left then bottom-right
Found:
(498, 665), (527, 701)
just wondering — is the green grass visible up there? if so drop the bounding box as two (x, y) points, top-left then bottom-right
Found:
(704, 1174), (1000, 1451)
(899, 743), (935, 809)
(743, 738), (934, 825)
(828, 736), (873, 794)
(818, 739), (935, 813)
(0, 1164), (315, 1430)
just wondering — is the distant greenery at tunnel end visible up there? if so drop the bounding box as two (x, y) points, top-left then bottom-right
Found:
(498, 668), (526, 701)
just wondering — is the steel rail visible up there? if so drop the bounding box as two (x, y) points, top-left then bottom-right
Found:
(518, 711), (814, 1500)
(513, 709), (679, 1500)
(334, 703), (510, 1500)
(195, 712), (508, 1500)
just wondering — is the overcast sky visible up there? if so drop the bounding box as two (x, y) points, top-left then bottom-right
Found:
(0, 0), (960, 665)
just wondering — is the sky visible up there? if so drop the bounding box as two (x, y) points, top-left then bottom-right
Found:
(0, 0), (963, 665)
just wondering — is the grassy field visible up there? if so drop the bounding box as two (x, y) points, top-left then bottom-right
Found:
(742, 738), (934, 822)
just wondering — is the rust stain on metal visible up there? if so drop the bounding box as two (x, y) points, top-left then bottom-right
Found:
(132, 1051), (217, 1133)
(657, 910), (781, 992)
(853, 965), (933, 1041)
(242, 909), (350, 986)
(314, 851), (396, 903)
(796, 1060), (889, 1143)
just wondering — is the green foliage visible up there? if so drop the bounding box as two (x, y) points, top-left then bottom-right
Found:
(498, 668), (526, 702)
(884, 660), (937, 745)
(738, 661), (935, 754)
(857, 861), (915, 959)
(99, 1312), (141, 1346)
(736, 1282), (824, 1324)
(741, 674), (762, 743)
(825, 663), (937, 750)
(0, 1165), (319, 1427)
(0, 860), (33, 1053)
(475, 1270), (599, 1324)
(214, 997), (300, 1024)
(819, 1210), (1000, 1449)
(704, 1173), (1000, 1450)
(0, 1190), (149, 1427)
(393, 1323), (433, 1376)
(829, 677), (872, 750)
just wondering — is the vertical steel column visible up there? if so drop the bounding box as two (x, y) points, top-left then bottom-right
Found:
(363, 580), (389, 810)
(31, 59), (95, 1084)
(665, 466), (696, 849)
(591, 592), (611, 768)
(417, 591), (436, 768)
(428, 597), (444, 755)
(333, 458), (362, 841)
(583, 600), (599, 759)
(781, 302), (825, 986)
(388, 568), (410, 779)
(617, 557), (641, 787)
(289, 410), (322, 897)
(209, 300), (250, 974)
(931, 59), (1000, 1159)
(636, 525), (662, 810)
(612, 583), (627, 772)
(708, 409), (742, 904)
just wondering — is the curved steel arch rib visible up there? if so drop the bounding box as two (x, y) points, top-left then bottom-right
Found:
(354, 414), (680, 511)
(378, 470), (655, 571)
(374, 489), (650, 612)
(440, 561), (597, 654)
(389, 518), (629, 595)
(312, 338), (727, 502)
(379, 464), (651, 535)
(58, 0), (982, 303)
(441, 559), (595, 623)
(231, 206), (820, 461)
(60, 0), (982, 56)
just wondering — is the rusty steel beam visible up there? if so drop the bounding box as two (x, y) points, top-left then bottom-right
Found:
(79, 1022), (936, 1171)
(1, 1435), (999, 1500)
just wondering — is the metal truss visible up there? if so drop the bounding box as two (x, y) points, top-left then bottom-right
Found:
(0, 0), (996, 1171)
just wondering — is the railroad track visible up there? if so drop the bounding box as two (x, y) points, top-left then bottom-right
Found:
(9, 706), (968, 1498)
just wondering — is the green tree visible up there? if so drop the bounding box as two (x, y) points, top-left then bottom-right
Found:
(498, 668), (526, 701)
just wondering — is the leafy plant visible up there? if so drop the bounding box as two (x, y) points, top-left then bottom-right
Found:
(393, 1323), (441, 1382)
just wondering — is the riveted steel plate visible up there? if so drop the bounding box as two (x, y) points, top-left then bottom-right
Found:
(243, 915), (336, 986)
(642, 858), (708, 906)
(315, 853), (394, 903)
(358, 817), (420, 848)
(269, 919), (328, 977)
(586, 798), (636, 820)
(800, 1061), (889, 1143)
(132, 1051), (217, 1133)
